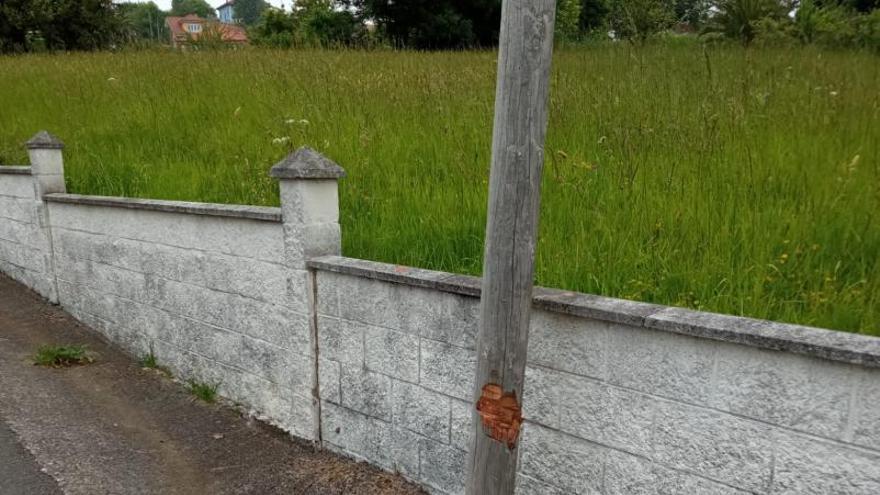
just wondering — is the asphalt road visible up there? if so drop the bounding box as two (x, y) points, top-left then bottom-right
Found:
(0, 421), (61, 495)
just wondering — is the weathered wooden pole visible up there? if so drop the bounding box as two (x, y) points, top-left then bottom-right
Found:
(466, 0), (557, 493)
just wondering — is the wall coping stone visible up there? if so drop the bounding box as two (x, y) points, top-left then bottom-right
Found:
(269, 147), (347, 180)
(307, 255), (880, 368)
(0, 166), (32, 175)
(44, 193), (282, 223)
(26, 130), (65, 150)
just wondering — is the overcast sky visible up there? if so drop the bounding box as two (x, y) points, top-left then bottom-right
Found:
(118, 0), (289, 11)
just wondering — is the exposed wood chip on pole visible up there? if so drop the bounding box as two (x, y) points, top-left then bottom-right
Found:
(466, 0), (558, 493)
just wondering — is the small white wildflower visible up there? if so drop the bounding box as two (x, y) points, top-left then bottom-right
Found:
(107, 77), (117, 82)
(829, 91), (839, 97)
(298, 119), (310, 126)
(272, 137), (291, 145)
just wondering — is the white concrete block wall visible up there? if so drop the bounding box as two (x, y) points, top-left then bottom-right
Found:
(0, 168), (56, 300)
(46, 199), (317, 439)
(314, 270), (479, 493)
(311, 259), (880, 495)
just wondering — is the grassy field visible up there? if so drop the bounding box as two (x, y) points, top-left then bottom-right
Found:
(0, 45), (877, 335)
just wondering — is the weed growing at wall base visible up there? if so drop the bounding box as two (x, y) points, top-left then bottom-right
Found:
(0, 45), (877, 335)
(188, 380), (219, 403)
(34, 345), (93, 367)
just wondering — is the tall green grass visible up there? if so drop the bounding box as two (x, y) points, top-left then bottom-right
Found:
(1, 45), (877, 335)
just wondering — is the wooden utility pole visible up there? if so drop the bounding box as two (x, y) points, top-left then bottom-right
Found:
(466, 0), (557, 494)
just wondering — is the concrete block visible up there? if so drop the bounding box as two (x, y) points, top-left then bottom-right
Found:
(852, 368), (880, 451)
(317, 317), (364, 366)
(319, 357), (341, 404)
(33, 173), (65, 197)
(279, 179), (339, 225)
(515, 474), (569, 495)
(283, 222), (341, 265)
(49, 203), (285, 262)
(144, 276), (312, 355)
(0, 238), (45, 273)
(518, 422), (605, 495)
(391, 380), (451, 442)
(416, 291), (479, 350)
(337, 275), (405, 329)
(602, 451), (656, 495)
(527, 310), (605, 379)
(54, 229), (299, 309)
(337, 275), (478, 349)
(420, 438), (466, 495)
(558, 377), (656, 456)
(652, 401), (774, 492)
(449, 399), (472, 451)
(340, 365), (392, 420)
(0, 175), (35, 199)
(771, 431), (880, 494)
(315, 271), (340, 317)
(604, 452), (750, 495)
(237, 335), (313, 394)
(56, 279), (120, 326)
(652, 466), (751, 495)
(710, 342), (853, 439)
(322, 403), (419, 478)
(420, 339), (476, 400)
(605, 323), (716, 404)
(521, 365), (559, 428)
(0, 197), (37, 224)
(56, 254), (148, 303)
(365, 325), (419, 382)
(0, 218), (46, 250)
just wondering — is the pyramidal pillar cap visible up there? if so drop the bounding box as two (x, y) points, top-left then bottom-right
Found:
(26, 131), (65, 150)
(269, 147), (346, 180)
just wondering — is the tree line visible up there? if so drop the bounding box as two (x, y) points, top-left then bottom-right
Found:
(1, 0), (877, 53)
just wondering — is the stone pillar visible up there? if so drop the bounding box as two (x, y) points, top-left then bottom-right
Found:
(24, 131), (65, 303)
(270, 147), (345, 444)
(26, 131), (66, 198)
(271, 148), (345, 265)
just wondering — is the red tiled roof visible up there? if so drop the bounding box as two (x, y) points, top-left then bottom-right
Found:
(165, 15), (248, 44)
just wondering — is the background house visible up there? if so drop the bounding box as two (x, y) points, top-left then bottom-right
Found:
(165, 14), (248, 48)
(217, 1), (235, 24)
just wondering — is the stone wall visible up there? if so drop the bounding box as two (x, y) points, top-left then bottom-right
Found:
(2, 132), (879, 494)
(0, 134), (345, 442)
(310, 256), (880, 495)
(0, 166), (56, 300)
(46, 195), (318, 438)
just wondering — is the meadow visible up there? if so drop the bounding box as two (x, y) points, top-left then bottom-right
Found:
(0, 45), (877, 335)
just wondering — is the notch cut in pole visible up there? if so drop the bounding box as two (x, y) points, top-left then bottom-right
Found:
(465, 0), (558, 494)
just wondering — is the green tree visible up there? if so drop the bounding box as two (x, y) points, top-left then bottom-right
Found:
(0, 0), (123, 52)
(580, 0), (610, 33)
(295, 0), (361, 46)
(556, 0), (584, 40)
(171, 0), (215, 18)
(674, 0), (710, 26)
(815, 0), (879, 13)
(353, 0), (502, 48)
(251, 8), (296, 47)
(119, 1), (168, 42)
(608, 0), (676, 41)
(705, 0), (788, 45)
(234, 0), (269, 26)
